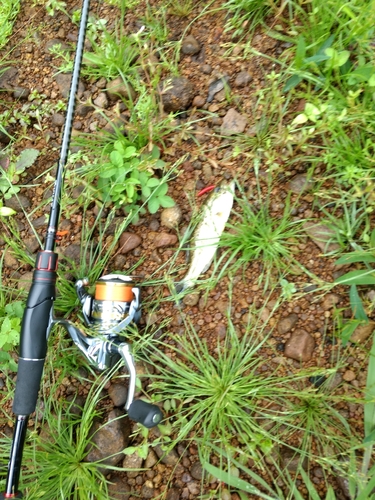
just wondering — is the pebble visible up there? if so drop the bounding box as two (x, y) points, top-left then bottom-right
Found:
(153, 444), (179, 466)
(145, 449), (158, 468)
(181, 35), (201, 55)
(85, 409), (131, 468)
(192, 95), (206, 107)
(277, 313), (298, 334)
(201, 64), (212, 74)
(119, 232), (142, 254)
(234, 70), (253, 87)
(106, 76), (136, 101)
(221, 108), (247, 135)
(284, 329), (315, 361)
(55, 73), (85, 98)
(350, 321), (375, 343)
(166, 488), (180, 500)
(161, 76), (194, 112)
(183, 292), (201, 306)
(343, 370), (356, 382)
(288, 173), (315, 194)
(153, 232), (178, 248)
(303, 221), (341, 253)
(93, 92), (108, 108)
(160, 205), (182, 229)
(321, 293), (340, 310)
(108, 383), (128, 407)
(123, 451), (143, 477)
(51, 112), (65, 127)
(107, 476), (131, 500)
(190, 461), (204, 480)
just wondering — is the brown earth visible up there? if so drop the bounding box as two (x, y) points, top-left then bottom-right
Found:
(0, 1), (374, 499)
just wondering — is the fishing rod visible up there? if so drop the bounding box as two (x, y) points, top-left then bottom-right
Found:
(1, 0), (162, 497)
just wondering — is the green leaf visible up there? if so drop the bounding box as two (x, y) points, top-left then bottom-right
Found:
(340, 319), (364, 346)
(124, 146), (137, 158)
(147, 197), (160, 214)
(159, 195), (175, 208)
(0, 206), (16, 216)
(350, 284), (368, 321)
(110, 150), (123, 167)
(146, 177), (160, 188)
(335, 252), (375, 265)
(202, 461), (276, 500)
(283, 74), (303, 92)
(142, 186), (151, 198)
(335, 270), (375, 286)
(294, 35), (306, 68)
(15, 148), (39, 173)
(155, 182), (168, 196)
(100, 168), (118, 179)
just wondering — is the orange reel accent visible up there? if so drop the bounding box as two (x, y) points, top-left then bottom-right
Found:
(95, 281), (134, 302)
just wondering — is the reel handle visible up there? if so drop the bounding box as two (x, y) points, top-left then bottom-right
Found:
(127, 400), (163, 428)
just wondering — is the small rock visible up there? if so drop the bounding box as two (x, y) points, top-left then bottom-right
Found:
(0, 67), (18, 91)
(303, 221), (341, 253)
(288, 174), (314, 194)
(106, 76), (136, 102)
(145, 449), (158, 468)
(161, 76), (194, 113)
(93, 92), (108, 108)
(234, 70), (253, 87)
(17, 271), (33, 292)
(108, 383), (128, 407)
(192, 95), (205, 107)
(281, 447), (307, 472)
(76, 103), (95, 117)
(153, 444), (179, 466)
(221, 108), (247, 135)
(277, 314), (298, 334)
(51, 113), (65, 127)
(5, 194), (31, 211)
(85, 409), (131, 468)
(350, 321), (375, 343)
(284, 329), (315, 362)
(45, 38), (69, 53)
(321, 293), (340, 310)
(3, 248), (18, 269)
(207, 76), (230, 103)
(24, 236), (40, 253)
(343, 370), (356, 382)
(141, 481), (155, 499)
(160, 205), (182, 229)
(119, 232), (142, 254)
(153, 232), (178, 248)
(13, 87), (30, 100)
(55, 73), (85, 98)
(193, 126), (212, 143)
(65, 394), (85, 417)
(201, 64), (212, 74)
(190, 461), (204, 480)
(107, 476), (131, 500)
(181, 35), (201, 55)
(182, 292), (200, 306)
(166, 488), (180, 500)
(63, 243), (81, 264)
(123, 451), (143, 477)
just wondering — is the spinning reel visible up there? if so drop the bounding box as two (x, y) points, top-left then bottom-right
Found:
(55, 274), (163, 429)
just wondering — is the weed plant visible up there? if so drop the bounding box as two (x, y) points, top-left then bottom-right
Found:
(1, 362), (124, 499)
(218, 167), (305, 290)
(0, 0), (20, 50)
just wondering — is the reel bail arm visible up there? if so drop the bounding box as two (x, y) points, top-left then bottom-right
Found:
(56, 274), (163, 428)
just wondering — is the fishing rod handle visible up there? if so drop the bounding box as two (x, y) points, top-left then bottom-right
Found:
(13, 251), (57, 416)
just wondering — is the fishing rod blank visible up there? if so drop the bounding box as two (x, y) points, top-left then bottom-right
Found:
(0, 0), (91, 496)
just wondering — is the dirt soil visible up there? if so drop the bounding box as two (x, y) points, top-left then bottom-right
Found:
(0, 1), (374, 499)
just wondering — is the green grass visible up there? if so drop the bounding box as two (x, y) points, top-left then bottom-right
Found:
(0, 0), (20, 50)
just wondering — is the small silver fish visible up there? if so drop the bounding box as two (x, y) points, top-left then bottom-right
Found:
(176, 180), (235, 293)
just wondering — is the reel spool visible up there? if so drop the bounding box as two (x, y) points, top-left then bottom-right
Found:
(91, 275), (136, 333)
(76, 274), (141, 336)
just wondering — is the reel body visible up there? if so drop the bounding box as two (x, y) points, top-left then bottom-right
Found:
(55, 274), (162, 428)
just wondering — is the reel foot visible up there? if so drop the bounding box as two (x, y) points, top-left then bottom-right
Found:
(128, 400), (163, 428)
(0, 493), (23, 498)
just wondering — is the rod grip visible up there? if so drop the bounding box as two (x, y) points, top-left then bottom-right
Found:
(13, 359), (45, 415)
